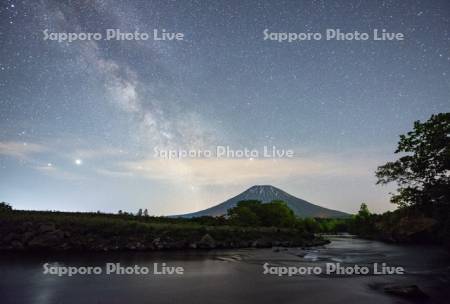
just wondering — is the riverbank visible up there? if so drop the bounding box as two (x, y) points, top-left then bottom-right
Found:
(0, 211), (328, 251)
(348, 205), (450, 251)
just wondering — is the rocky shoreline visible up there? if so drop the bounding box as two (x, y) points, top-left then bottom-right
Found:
(0, 220), (329, 252)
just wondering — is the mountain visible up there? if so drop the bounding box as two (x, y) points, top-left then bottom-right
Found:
(176, 185), (350, 218)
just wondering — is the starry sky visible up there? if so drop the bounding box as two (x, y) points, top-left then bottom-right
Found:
(0, 0), (449, 215)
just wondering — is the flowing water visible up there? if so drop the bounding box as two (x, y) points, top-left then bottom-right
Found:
(1, 236), (449, 304)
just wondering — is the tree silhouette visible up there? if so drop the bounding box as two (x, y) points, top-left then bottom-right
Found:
(376, 113), (450, 208)
(0, 202), (12, 212)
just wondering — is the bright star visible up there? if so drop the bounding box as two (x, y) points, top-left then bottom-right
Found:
(75, 159), (82, 165)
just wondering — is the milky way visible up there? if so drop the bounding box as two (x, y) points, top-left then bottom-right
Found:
(0, 0), (449, 214)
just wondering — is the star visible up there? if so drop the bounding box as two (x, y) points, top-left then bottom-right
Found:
(0, 0), (448, 216)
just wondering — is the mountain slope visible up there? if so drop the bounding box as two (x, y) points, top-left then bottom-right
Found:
(177, 185), (350, 218)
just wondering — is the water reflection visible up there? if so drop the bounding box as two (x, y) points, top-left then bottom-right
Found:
(1, 237), (449, 304)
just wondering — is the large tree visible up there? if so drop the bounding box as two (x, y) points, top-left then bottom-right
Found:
(376, 113), (450, 207)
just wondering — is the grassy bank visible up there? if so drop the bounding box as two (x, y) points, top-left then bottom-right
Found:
(0, 210), (327, 251)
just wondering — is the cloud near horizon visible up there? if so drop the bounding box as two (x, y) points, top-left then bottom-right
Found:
(0, 139), (394, 214)
(1, 140), (386, 189)
(110, 153), (383, 188)
(0, 142), (47, 160)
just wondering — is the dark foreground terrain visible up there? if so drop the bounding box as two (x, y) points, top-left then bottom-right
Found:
(0, 211), (326, 251)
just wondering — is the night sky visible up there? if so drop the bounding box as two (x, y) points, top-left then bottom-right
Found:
(1, 0), (449, 215)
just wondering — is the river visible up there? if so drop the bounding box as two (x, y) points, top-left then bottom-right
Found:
(1, 236), (449, 303)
